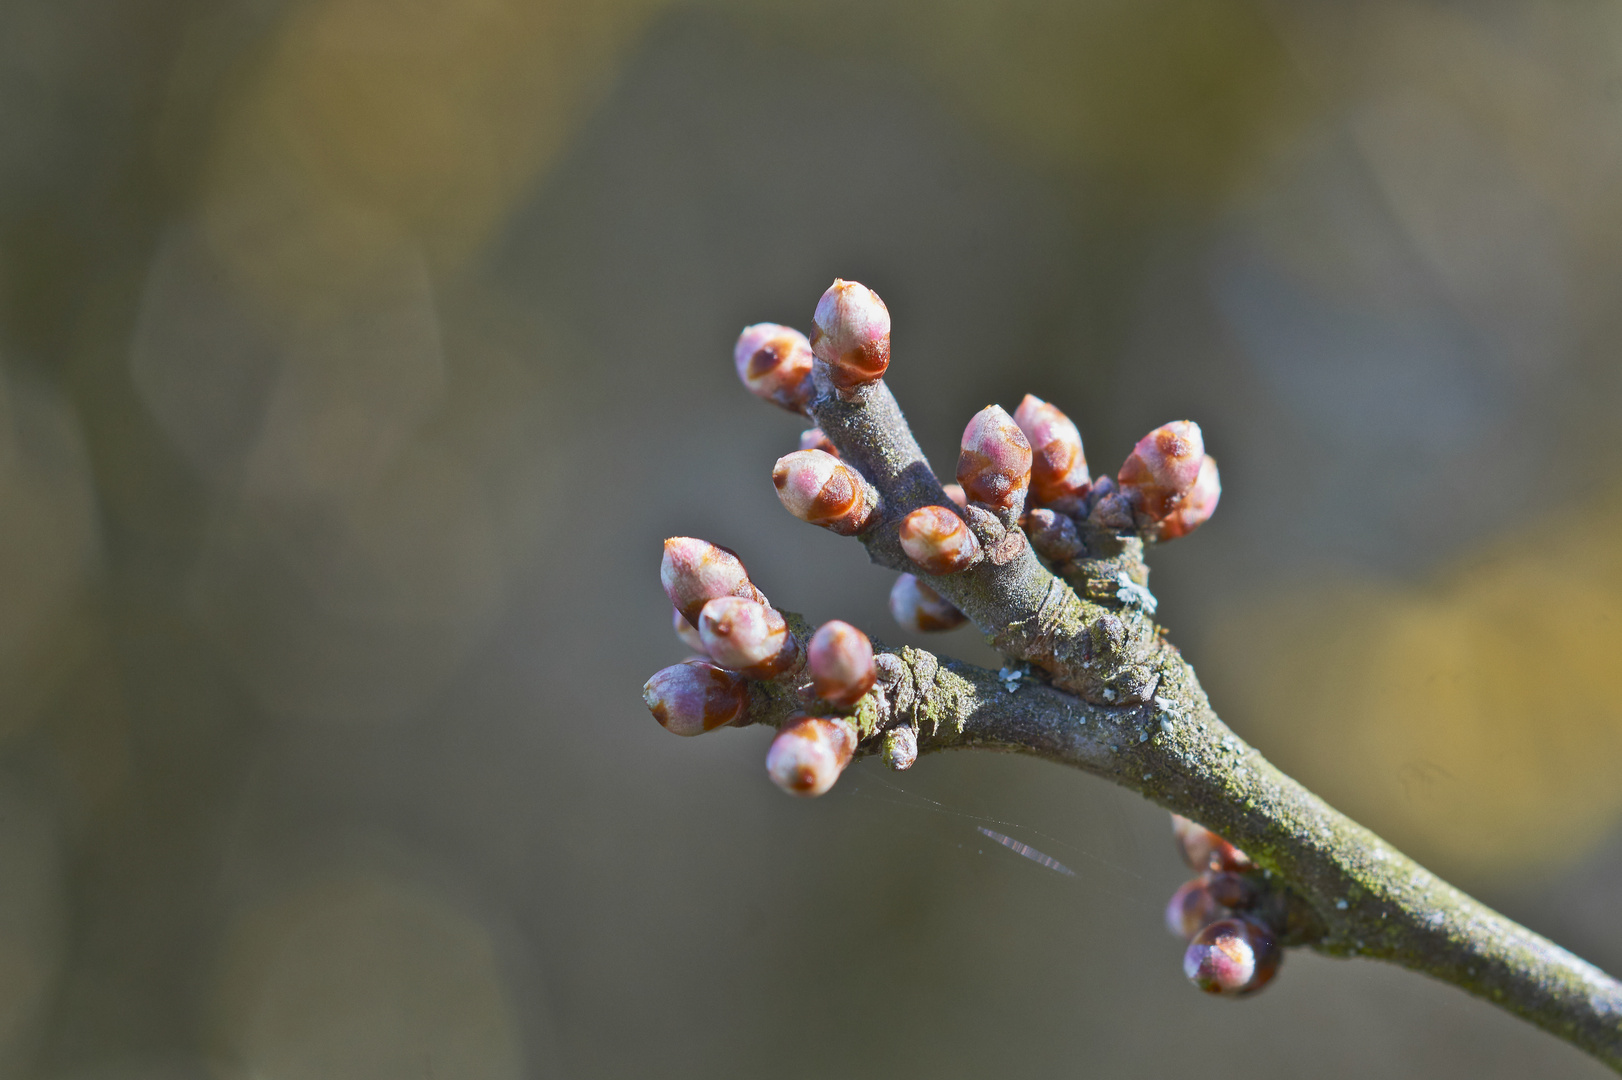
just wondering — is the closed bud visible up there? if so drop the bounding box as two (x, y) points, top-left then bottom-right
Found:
(889, 573), (967, 632)
(771, 449), (879, 535)
(941, 483), (968, 512)
(698, 597), (795, 679)
(1013, 394), (1090, 504)
(643, 659), (748, 736)
(810, 279), (890, 391)
(799, 427), (839, 456)
(1172, 814), (1253, 873)
(882, 725), (918, 770)
(1153, 454), (1220, 541)
(1023, 507), (1083, 564)
(958, 405), (1032, 514)
(662, 538), (767, 626)
(808, 620), (877, 707)
(1118, 421), (1204, 521)
(899, 505), (982, 574)
(672, 605), (707, 654)
(1184, 917), (1281, 996)
(734, 323), (814, 413)
(767, 716), (858, 797)
(1165, 878), (1225, 939)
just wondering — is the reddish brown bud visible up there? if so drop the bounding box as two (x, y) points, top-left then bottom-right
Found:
(771, 449), (879, 535)
(1165, 878), (1225, 939)
(766, 716), (858, 797)
(1153, 454), (1220, 541)
(958, 405), (1032, 514)
(810, 279), (890, 392)
(734, 323), (814, 413)
(808, 620), (877, 708)
(1184, 917), (1281, 996)
(799, 427), (839, 456)
(1118, 421), (1204, 521)
(1023, 507), (1083, 564)
(941, 483), (968, 512)
(1013, 394), (1089, 504)
(899, 505), (982, 574)
(642, 659), (747, 736)
(662, 538), (768, 626)
(889, 573), (966, 632)
(672, 605), (707, 654)
(1172, 814), (1253, 873)
(698, 597), (795, 679)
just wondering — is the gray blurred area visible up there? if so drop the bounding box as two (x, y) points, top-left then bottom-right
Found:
(1, 1), (1620, 1077)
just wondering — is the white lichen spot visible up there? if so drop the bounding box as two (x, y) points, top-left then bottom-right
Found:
(1114, 572), (1158, 614)
(1101, 688), (1116, 702)
(1335, 898), (1348, 910)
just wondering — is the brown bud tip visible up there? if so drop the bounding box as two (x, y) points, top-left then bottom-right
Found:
(1184, 917), (1281, 996)
(889, 573), (967, 632)
(771, 450), (879, 535)
(734, 323), (814, 413)
(899, 505), (982, 574)
(1171, 814), (1253, 873)
(1023, 507), (1083, 564)
(698, 597), (794, 679)
(958, 405), (1032, 514)
(661, 538), (767, 626)
(1165, 878), (1225, 939)
(799, 427), (839, 456)
(642, 659), (747, 736)
(1152, 454), (1220, 541)
(766, 716), (858, 797)
(1117, 421), (1204, 521)
(672, 605), (707, 654)
(808, 620), (877, 708)
(882, 725), (918, 771)
(941, 483), (968, 511)
(810, 279), (890, 391)
(1013, 394), (1089, 504)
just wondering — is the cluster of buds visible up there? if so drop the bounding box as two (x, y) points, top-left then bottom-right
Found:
(1163, 814), (1282, 996)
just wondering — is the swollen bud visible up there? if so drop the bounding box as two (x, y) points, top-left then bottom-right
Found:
(1172, 814), (1253, 873)
(672, 605), (707, 654)
(958, 405), (1032, 514)
(1118, 421), (1204, 521)
(1184, 917), (1281, 996)
(799, 427), (839, 456)
(642, 659), (748, 736)
(1013, 394), (1089, 504)
(734, 323), (814, 413)
(1165, 879), (1225, 939)
(810, 279), (890, 392)
(941, 483), (968, 512)
(889, 573), (967, 632)
(767, 716), (858, 797)
(899, 506), (982, 574)
(771, 450), (880, 535)
(1023, 507), (1083, 565)
(808, 620), (877, 708)
(882, 725), (918, 770)
(698, 597), (795, 679)
(1153, 454), (1220, 541)
(662, 538), (768, 626)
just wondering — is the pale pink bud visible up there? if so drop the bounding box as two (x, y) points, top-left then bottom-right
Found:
(941, 483), (968, 511)
(1165, 879), (1225, 939)
(672, 605), (707, 654)
(771, 449), (879, 535)
(889, 573), (966, 632)
(1013, 394), (1089, 504)
(899, 505), (982, 574)
(642, 659), (747, 736)
(1184, 917), (1281, 996)
(799, 427), (838, 456)
(766, 716), (858, 797)
(808, 620), (877, 707)
(1172, 814), (1253, 873)
(662, 538), (768, 626)
(810, 279), (890, 391)
(1153, 454), (1220, 541)
(1023, 507), (1083, 564)
(698, 597), (795, 679)
(958, 405), (1032, 513)
(734, 323), (814, 413)
(882, 725), (918, 770)
(1118, 421), (1204, 521)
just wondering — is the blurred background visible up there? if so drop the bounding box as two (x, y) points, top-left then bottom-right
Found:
(1, 0), (1621, 1076)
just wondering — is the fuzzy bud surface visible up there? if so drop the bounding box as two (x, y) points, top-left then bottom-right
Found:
(1118, 421), (1204, 521)
(698, 597), (794, 679)
(1023, 507), (1083, 564)
(799, 427), (839, 456)
(808, 620), (877, 708)
(672, 605), (707, 654)
(662, 538), (766, 626)
(1184, 917), (1281, 996)
(734, 323), (814, 413)
(958, 405), (1032, 514)
(643, 659), (747, 736)
(810, 280), (890, 391)
(1013, 394), (1089, 504)
(766, 716), (858, 797)
(889, 573), (966, 632)
(1153, 454), (1220, 541)
(771, 449), (878, 535)
(899, 505), (982, 574)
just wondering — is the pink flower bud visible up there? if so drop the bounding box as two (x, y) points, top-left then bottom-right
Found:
(799, 427), (839, 456)
(734, 323), (814, 413)
(889, 573), (967, 632)
(958, 405), (1032, 514)
(672, 605), (707, 654)
(1013, 394), (1089, 504)
(662, 538), (768, 626)
(1118, 421), (1204, 521)
(899, 505), (982, 574)
(1165, 878), (1225, 939)
(941, 483), (968, 512)
(642, 659), (748, 736)
(1171, 814), (1253, 873)
(1023, 507), (1083, 564)
(808, 620), (877, 708)
(698, 597), (795, 679)
(771, 449), (879, 535)
(1184, 917), (1281, 996)
(882, 725), (918, 770)
(766, 716), (858, 797)
(1153, 454), (1220, 541)
(810, 279), (891, 392)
